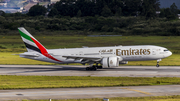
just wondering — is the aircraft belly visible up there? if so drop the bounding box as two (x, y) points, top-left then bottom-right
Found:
(122, 55), (159, 61)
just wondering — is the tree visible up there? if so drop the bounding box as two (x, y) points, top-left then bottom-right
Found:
(164, 8), (177, 20)
(162, 3), (178, 20)
(122, 0), (142, 16)
(170, 3), (178, 16)
(159, 8), (165, 18)
(28, 5), (47, 16)
(0, 10), (5, 16)
(141, 0), (160, 19)
(108, 0), (123, 15)
(164, 8), (172, 17)
(77, 10), (82, 17)
(101, 5), (112, 17)
(53, 1), (79, 17)
(48, 8), (59, 17)
(146, 8), (155, 19)
(115, 7), (122, 16)
(76, 0), (96, 16)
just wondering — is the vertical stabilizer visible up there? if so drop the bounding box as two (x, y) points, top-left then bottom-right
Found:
(18, 27), (62, 62)
(18, 27), (47, 53)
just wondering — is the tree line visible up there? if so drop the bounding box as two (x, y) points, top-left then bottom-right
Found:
(0, 15), (180, 36)
(48, 0), (159, 18)
(27, 0), (180, 20)
(0, 0), (180, 36)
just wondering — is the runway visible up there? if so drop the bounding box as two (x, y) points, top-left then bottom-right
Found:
(1, 85), (180, 100)
(1, 65), (180, 100)
(0, 65), (180, 77)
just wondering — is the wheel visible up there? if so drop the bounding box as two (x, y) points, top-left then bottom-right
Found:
(89, 67), (93, 71)
(97, 66), (103, 69)
(93, 67), (97, 71)
(86, 66), (98, 71)
(156, 64), (159, 67)
(86, 67), (90, 70)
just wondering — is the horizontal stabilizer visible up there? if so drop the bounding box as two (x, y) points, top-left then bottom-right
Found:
(19, 53), (40, 57)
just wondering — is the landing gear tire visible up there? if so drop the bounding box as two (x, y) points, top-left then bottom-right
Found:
(86, 66), (97, 71)
(86, 67), (90, 70)
(86, 63), (102, 71)
(156, 59), (161, 68)
(97, 66), (103, 69)
(93, 66), (97, 71)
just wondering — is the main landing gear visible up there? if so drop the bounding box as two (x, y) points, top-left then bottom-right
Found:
(156, 63), (159, 67)
(86, 65), (103, 71)
(156, 59), (162, 67)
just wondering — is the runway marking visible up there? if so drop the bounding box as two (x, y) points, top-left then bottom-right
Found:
(121, 88), (151, 95)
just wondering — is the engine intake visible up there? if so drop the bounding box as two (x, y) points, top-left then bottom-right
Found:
(101, 56), (123, 68)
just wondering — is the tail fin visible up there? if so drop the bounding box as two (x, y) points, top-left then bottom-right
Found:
(18, 27), (62, 62)
(18, 27), (47, 54)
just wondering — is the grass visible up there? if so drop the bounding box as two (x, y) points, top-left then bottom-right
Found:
(0, 35), (180, 53)
(0, 52), (55, 65)
(0, 52), (178, 65)
(0, 75), (180, 90)
(127, 54), (178, 66)
(21, 95), (180, 101)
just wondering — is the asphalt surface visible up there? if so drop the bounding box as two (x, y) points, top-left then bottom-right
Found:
(0, 65), (180, 77)
(1, 65), (180, 100)
(1, 85), (180, 100)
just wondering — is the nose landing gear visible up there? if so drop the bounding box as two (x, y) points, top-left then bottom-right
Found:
(156, 59), (161, 67)
(156, 64), (159, 67)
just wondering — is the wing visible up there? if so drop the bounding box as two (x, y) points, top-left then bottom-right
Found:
(62, 55), (102, 63)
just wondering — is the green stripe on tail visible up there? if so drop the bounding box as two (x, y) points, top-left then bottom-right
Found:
(18, 29), (33, 42)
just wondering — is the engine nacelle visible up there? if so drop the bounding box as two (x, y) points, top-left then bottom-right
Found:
(101, 56), (123, 68)
(119, 61), (128, 64)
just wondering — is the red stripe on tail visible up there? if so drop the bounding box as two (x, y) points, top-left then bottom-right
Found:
(31, 37), (62, 62)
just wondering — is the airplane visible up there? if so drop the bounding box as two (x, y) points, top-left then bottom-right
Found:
(18, 27), (172, 71)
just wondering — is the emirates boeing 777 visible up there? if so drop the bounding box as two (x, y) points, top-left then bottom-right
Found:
(18, 27), (172, 71)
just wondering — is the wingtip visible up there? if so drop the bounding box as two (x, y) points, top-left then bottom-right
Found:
(18, 27), (25, 30)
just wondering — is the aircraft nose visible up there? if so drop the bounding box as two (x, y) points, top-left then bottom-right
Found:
(164, 50), (172, 58)
(169, 51), (172, 56)
(166, 51), (172, 57)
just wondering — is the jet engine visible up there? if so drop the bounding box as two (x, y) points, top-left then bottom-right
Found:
(101, 56), (123, 68)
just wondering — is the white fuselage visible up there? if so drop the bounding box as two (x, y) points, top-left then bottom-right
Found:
(20, 45), (172, 64)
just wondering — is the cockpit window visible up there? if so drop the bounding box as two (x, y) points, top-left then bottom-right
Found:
(164, 49), (169, 52)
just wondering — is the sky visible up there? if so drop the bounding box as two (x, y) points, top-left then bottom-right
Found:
(160, 0), (180, 9)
